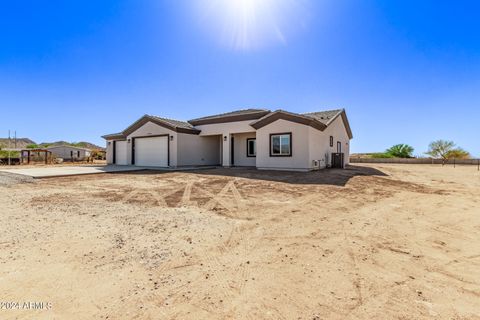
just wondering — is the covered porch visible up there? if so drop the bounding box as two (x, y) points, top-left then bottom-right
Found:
(202, 131), (257, 167)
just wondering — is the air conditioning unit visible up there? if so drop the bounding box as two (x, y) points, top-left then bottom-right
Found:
(332, 153), (345, 168)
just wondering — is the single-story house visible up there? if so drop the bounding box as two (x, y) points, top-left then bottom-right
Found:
(47, 145), (92, 161)
(102, 108), (353, 171)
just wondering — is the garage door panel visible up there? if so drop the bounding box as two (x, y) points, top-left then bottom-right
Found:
(134, 136), (168, 167)
(115, 141), (128, 165)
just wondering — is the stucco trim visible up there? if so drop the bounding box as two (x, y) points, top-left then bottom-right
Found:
(250, 110), (327, 131)
(103, 115), (200, 140)
(124, 116), (200, 136)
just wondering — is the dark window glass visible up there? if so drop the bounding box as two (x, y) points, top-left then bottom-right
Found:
(247, 139), (256, 156)
(272, 136), (280, 154)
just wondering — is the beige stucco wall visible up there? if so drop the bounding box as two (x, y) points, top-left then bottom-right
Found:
(233, 132), (256, 167)
(308, 115), (351, 168)
(177, 134), (221, 166)
(255, 119), (311, 171)
(106, 142), (113, 164)
(126, 121), (178, 166)
(106, 140), (125, 164)
(196, 120), (255, 136)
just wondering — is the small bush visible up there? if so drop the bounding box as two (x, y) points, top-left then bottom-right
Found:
(370, 153), (394, 158)
(0, 150), (20, 158)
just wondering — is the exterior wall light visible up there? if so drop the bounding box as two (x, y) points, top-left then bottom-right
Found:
(224, 136), (227, 141)
(170, 135), (174, 141)
(127, 139), (131, 143)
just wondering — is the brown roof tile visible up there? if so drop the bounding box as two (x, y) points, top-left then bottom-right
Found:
(188, 109), (270, 125)
(302, 109), (343, 125)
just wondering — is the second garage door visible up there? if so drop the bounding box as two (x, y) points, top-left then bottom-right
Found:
(134, 136), (169, 167)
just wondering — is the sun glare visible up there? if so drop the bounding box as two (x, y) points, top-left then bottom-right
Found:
(192, 0), (311, 50)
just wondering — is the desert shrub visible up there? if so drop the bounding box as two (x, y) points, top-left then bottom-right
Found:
(371, 152), (394, 158)
(445, 148), (470, 159)
(0, 150), (20, 157)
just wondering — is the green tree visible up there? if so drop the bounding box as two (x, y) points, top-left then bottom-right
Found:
(26, 144), (39, 149)
(426, 140), (469, 160)
(386, 144), (414, 158)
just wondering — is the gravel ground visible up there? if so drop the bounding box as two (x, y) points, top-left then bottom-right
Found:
(1, 165), (479, 319)
(0, 172), (35, 187)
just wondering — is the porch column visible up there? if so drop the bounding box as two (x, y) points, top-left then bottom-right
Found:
(222, 133), (231, 167)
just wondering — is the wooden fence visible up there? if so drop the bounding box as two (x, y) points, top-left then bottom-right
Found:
(351, 157), (480, 166)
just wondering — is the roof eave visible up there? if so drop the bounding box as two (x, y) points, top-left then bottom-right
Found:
(122, 115), (200, 136)
(102, 133), (126, 140)
(188, 110), (271, 126)
(340, 109), (353, 139)
(250, 110), (327, 131)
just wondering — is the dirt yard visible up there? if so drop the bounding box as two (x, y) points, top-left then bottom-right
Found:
(1, 164), (479, 319)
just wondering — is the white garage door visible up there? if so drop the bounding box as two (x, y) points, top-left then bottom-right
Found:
(134, 136), (168, 167)
(115, 141), (128, 165)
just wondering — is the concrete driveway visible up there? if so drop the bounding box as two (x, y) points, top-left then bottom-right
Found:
(0, 165), (147, 178)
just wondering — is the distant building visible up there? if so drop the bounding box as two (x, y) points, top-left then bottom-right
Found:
(46, 145), (91, 161)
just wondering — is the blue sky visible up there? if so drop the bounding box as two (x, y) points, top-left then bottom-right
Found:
(1, 0), (479, 156)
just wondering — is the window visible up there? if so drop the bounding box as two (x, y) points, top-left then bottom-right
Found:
(330, 136), (334, 147)
(337, 141), (342, 153)
(247, 138), (256, 157)
(77, 151), (80, 157)
(270, 133), (292, 156)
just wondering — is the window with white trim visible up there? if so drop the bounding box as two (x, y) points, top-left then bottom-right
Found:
(270, 133), (291, 156)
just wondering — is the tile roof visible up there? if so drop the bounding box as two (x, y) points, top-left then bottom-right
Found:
(188, 109), (270, 124)
(302, 109), (343, 125)
(103, 108), (352, 140)
(149, 115), (198, 131)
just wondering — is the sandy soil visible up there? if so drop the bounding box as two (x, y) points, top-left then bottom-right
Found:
(0, 164), (479, 320)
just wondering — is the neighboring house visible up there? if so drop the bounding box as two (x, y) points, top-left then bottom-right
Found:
(102, 108), (353, 171)
(47, 145), (92, 161)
